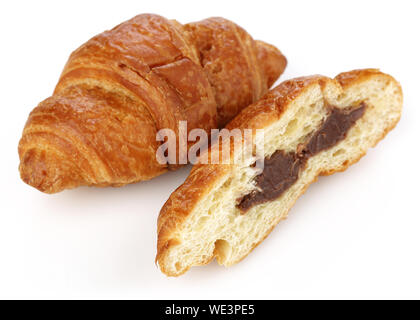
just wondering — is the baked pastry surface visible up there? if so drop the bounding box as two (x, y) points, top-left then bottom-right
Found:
(156, 69), (403, 276)
(18, 14), (286, 193)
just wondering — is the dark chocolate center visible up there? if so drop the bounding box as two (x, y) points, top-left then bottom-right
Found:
(237, 103), (366, 213)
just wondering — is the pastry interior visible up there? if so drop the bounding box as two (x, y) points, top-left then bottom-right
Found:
(159, 75), (402, 276)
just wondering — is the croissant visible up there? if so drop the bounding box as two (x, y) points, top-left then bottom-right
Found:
(156, 69), (402, 276)
(18, 14), (286, 193)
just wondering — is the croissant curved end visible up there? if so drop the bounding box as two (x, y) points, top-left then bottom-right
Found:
(19, 147), (82, 194)
(255, 40), (287, 88)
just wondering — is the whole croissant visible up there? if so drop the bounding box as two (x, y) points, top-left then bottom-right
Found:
(18, 14), (286, 194)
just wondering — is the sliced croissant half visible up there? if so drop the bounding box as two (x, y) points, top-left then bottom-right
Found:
(156, 69), (403, 276)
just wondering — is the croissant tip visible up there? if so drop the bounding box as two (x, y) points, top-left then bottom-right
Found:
(19, 148), (75, 194)
(256, 40), (287, 88)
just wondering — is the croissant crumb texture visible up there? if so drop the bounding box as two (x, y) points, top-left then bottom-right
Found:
(156, 69), (403, 276)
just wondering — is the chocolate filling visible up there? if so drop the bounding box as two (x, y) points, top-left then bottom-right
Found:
(237, 103), (366, 212)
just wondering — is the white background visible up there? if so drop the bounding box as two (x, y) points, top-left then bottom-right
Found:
(0, 0), (419, 299)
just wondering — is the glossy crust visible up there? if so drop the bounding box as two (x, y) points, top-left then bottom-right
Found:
(156, 69), (403, 275)
(18, 14), (286, 193)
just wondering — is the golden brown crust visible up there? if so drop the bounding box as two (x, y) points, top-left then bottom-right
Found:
(226, 74), (331, 131)
(156, 69), (403, 276)
(185, 18), (287, 127)
(18, 14), (286, 193)
(335, 68), (383, 87)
